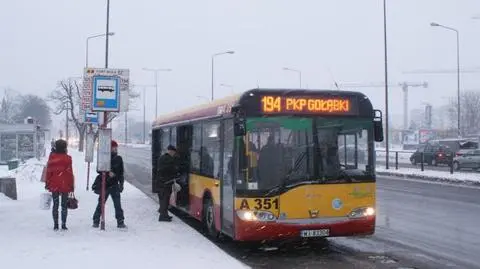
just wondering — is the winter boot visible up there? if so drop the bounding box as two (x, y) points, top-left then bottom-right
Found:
(92, 222), (99, 228)
(53, 223), (59, 230)
(117, 222), (127, 228)
(159, 215), (172, 222)
(61, 224), (68, 230)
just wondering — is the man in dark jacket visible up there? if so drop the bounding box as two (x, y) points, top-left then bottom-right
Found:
(92, 140), (126, 228)
(156, 145), (178, 222)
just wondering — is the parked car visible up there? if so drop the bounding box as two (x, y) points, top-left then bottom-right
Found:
(452, 149), (480, 170)
(455, 141), (478, 157)
(410, 144), (453, 166)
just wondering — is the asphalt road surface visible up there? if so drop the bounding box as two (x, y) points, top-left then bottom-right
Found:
(120, 146), (480, 269)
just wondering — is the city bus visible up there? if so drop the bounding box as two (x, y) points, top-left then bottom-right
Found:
(151, 88), (383, 242)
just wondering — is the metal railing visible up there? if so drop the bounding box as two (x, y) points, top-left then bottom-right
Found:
(376, 150), (455, 174)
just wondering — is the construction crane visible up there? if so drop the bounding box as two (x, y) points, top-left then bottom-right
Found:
(403, 68), (480, 74)
(335, 81), (428, 130)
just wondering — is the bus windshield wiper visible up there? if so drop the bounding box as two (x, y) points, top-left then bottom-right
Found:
(264, 151), (308, 196)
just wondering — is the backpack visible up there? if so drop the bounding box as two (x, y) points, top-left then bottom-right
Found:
(91, 174), (102, 195)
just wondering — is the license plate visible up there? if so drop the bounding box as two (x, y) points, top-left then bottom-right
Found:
(300, 229), (330, 238)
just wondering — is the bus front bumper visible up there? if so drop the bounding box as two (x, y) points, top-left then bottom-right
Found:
(234, 216), (375, 242)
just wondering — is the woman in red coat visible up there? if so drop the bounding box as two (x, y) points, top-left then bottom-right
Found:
(45, 139), (74, 230)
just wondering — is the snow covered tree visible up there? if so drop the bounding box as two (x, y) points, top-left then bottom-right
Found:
(0, 89), (20, 124)
(13, 94), (52, 127)
(448, 91), (480, 136)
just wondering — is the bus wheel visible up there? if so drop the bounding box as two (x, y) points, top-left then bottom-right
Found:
(203, 198), (219, 239)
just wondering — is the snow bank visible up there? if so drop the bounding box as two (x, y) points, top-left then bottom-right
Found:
(7, 157), (46, 182)
(377, 167), (480, 185)
(0, 149), (249, 269)
(0, 165), (9, 177)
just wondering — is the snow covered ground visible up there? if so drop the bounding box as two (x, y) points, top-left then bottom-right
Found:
(0, 150), (248, 269)
(377, 167), (480, 185)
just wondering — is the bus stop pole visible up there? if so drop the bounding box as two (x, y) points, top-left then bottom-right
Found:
(100, 0), (111, 231)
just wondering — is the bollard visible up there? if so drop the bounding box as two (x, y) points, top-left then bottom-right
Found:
(450, 156), (454, 174)
(395, 152), (398, 170)
(421, 152), (424, 171)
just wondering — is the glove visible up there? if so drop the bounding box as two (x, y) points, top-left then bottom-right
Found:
(44, 184), (48, 190)
(119, 183), (124, 193)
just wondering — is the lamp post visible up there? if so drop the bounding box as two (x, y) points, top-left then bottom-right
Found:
(282, 67), (302, 88)
(383, 0), (390, 169)
(196, 95), (210, 102)
(430, 22), (461, 137)
(211, 51), (235, 101)
(220, 83), (234, 94)
(86, 32), (115, 67)
(142, 68), (172, 119)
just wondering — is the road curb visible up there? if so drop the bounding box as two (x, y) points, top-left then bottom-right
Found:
(377, 171), (480, 186)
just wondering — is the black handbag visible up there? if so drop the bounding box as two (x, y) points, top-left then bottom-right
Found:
(66, 193), (78, 210)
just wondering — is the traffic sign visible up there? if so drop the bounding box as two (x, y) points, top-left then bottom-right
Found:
(84, 111), (99, 124)
(80, 68), (130, 121)
(92, 75), (120, 112)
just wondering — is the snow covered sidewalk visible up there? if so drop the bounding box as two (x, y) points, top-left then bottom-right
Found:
(377, 167), (480, 185)
(0, 150), (248, 269)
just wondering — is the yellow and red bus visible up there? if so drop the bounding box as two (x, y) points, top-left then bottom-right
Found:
(151, 89), (383, 242)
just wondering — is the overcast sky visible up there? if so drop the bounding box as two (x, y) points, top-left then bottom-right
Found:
(1, 0), (480, 131)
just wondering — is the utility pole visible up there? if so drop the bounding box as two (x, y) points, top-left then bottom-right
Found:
(124, 111), (128, 145)
(143, 87), (146, 144)
(383, 0), (389, 169)
(65, 109), (69, 142)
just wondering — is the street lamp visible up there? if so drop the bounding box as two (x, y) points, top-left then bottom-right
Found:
(220, 83), (234, 94)
(282, 67), (302, 88)
(196, 95), (211, 102)
(142, 68), (172, 119)
(430, 22), (461, 137)
(86, 32), (115, 68)
(211, 51), (235, 101)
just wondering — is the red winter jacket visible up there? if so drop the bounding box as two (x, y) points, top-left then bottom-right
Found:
(45, 153), (74, 193)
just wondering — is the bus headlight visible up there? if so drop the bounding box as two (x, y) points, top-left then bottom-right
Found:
(236, 210), (276, 222)
(348, 207), (375, 219)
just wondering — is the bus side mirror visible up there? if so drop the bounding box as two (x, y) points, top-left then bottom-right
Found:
(373, 109), (384, 142)
(234, 118), (246, 136)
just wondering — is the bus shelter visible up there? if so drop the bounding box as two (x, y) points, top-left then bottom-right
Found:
(0, 123), (46, 162)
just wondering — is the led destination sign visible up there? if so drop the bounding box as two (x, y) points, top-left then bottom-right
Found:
(261, 95), (354, 114)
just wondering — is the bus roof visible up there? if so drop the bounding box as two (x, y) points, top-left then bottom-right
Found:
(152, 93), (242, 128)
(152, 88), (373, 129)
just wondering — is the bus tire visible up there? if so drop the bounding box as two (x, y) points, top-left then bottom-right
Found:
(203, 197), (219, 239)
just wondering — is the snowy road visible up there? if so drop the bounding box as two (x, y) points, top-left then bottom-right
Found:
(120, 146), (480, 269)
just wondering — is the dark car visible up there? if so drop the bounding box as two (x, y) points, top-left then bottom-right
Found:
(410, 144), (453, 166)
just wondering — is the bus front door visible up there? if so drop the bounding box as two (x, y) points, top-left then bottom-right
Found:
(220, 119), (235, 237)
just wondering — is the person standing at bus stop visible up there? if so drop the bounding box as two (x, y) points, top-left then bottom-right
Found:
(156, 145), (178, 222)
(92, 140), (127, 228)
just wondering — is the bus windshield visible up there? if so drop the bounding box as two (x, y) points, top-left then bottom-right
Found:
(239, 116), (373, 191)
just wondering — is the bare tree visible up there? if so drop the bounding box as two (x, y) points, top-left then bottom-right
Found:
(448, 91), (480, 136)
(48, 79), (139, 151)
(49, 79), (87, 151)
